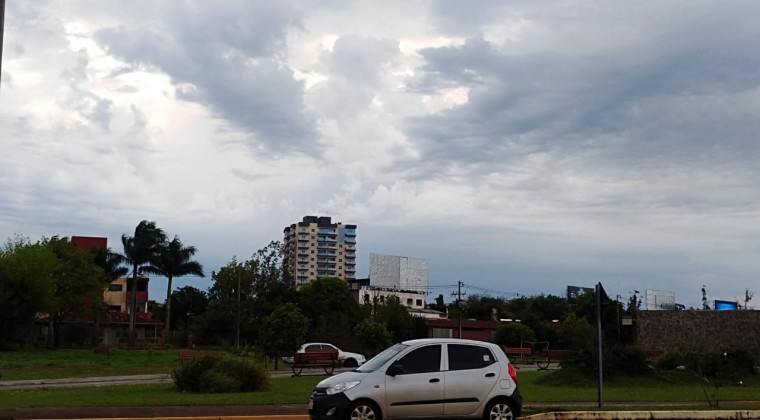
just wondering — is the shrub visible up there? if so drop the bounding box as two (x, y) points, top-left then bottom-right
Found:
(656, 349), (756, 380)
(171, 355), (270, 393)
(614, 345), (648, 375)
(494, 323), (535, 347)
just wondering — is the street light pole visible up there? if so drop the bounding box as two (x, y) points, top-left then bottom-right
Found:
(0, 0), (5, 90)
(236, 268), (241, 351)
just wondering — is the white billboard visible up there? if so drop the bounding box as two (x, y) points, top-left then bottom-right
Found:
(645, 289), (676, 310)
(369, 253), (428, 291)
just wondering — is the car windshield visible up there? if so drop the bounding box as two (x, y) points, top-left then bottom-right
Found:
(356, 343), (409, 372)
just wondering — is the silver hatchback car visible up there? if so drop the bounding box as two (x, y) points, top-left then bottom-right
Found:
(308, 338), (522, 420)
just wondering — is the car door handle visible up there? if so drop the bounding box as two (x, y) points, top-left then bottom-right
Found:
(430, 378), (440, 383)
(485, 373), (495, 377)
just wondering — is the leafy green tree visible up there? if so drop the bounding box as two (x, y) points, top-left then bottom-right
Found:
(170, 286), (209, 331)
(557, 312), (595, 351)
(201, 258), (253, 346)
(0, 237), (57, 348)
(246, 241), (296, 341)
(148, 236), (205, 340)
(463, 294), (507, 320)
(121, 220), (166, 344)
(297, 276), (362, 348)
(374, 295), (414, 343)
(494, 323), (536, 347)
(259, 303), (309, 370)
(43, 237), (106, 347)
(353, 318), (391, 357)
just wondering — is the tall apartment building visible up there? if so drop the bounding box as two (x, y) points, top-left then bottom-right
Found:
(283, 216), (357, 286)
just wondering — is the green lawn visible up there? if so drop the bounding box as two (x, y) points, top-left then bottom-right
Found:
(0, 348), (281, 380)
(2, 349), (759, 409)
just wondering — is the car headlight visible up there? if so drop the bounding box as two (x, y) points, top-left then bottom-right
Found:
(326, 381), (361, 395)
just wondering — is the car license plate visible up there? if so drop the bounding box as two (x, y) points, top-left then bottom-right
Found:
(308, 400), (314, 410)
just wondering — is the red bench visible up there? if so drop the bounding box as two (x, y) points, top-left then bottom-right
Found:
(291, 348), (339, 376)
(542, 349), (567, 359)
(503, 347), (533, 358)
(178, 351), (216, 362)
(645, 349), (664, 360)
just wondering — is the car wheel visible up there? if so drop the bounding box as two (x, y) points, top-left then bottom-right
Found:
(483, 399), (515, 420)
(343, 357), (358, 367)
(346, 400), (381, 420)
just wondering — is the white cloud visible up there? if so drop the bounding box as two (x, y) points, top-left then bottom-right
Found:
(2, 0), (760, 309)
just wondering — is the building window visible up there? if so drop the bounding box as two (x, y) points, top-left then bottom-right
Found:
(107, 305), (121, 311)
(406, 298), (413, 306)
(416, 299), (423, 306)
(108, 284), (123, 292)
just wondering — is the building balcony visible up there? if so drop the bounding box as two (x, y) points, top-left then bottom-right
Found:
(345, 245), (356, 250)
(345, 238), (356, 243)
(317, 250), (336, 256)
(318, 244), (337, 250)
(298, 243), (309, 249)
(319, 228), (337, 235)
(346, 267), (356, 272)
(125, 291), (149, 303)
(318, 236), (337, 242)
(317, 258), (336, 264)
(298, 251), (309, 256)
(298, 236), (309, 242)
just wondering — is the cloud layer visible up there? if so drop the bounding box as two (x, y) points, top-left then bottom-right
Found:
(2, 0), (759, 308)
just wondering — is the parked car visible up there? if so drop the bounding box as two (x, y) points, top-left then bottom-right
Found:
(307, 338), (522, 420)
(283, 342), (367, 367)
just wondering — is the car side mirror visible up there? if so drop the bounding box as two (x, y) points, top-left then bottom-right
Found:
(387, 363), (403, 377)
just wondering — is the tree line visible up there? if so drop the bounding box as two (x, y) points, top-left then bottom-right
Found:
(2, 219), (645, 366)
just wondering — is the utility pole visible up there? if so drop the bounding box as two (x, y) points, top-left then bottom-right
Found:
(616, 294), (621, 342)
(451, 281), (466, 339)
(236, 267), (241, 351)
(0, 0), (5, 90)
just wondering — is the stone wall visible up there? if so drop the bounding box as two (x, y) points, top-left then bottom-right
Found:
(637, 310), (760, 359)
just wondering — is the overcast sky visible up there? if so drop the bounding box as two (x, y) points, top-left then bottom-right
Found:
(2, 1), (759, 309)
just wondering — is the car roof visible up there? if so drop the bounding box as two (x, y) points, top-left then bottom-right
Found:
(399, 338), (499, 347)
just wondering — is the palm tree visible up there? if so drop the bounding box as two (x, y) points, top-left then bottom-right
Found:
(91, 247), (128, 283)
(121, 220), (166, 344)
(148, 236), (205, 341)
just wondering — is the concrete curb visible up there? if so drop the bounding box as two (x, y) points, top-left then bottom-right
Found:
(523, 410), (760, 420)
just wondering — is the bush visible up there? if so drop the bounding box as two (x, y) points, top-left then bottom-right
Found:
(655, 349), (756, 380)
(172, 355), (270, 393)
(494, 323), (535, 347)
(614, 345), (648, 375)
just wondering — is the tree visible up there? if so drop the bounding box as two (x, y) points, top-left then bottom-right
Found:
(353, 318), (391, 357)
(43, 237), (105, 347)
(494, 323), (536, 347)
(374, 295), (414, 343)
(121, 220), (166, 344)
(0, 237), (57, 348)
(169, 286), (209, 331)
(201, 258), (253, 346)
(90, 247), (127, 283)
(148, 236), (205, 340)
(259, 303), (309, 370)
(297, 276), (362, 348)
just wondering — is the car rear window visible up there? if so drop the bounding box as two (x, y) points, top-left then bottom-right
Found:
(447, 344), (496, 371)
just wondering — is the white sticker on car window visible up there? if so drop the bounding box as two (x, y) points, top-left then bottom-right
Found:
(483, 355), (490, 361)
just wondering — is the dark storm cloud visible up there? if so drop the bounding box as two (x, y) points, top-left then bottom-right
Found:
(404, 6), (760, 177)
(93, 2), (319, 155)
